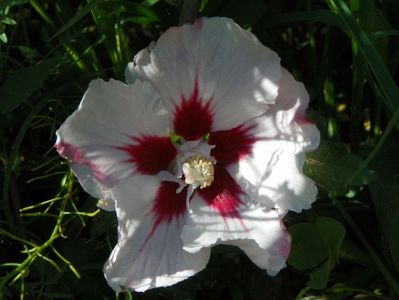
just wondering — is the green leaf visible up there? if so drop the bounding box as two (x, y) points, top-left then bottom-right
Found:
(122, 2), (160, 25)
(369, 142), (399, 273)
(0, 57), (59, 114)
(220, 0), (267, 27)
(17, 46), (41, 64)
(308, 260), (330, 289)
(0, 32), (7, 43)
(305, 141), (375, 196)
(289, 217), (346, 289)
(340, 237), (371, 265)
(0, 15), (16, 25)
(261, 9), (345, 29)
(315, 216), (346, 265)
(0, 0), (27, 11)
(288, 222), (329, 270)
(141, 0), (160, 6)
(50, 0), (103, 40)
(327, 0), (399, 114)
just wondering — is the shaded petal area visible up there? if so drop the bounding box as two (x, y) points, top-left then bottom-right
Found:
(227, 69), (320, 214)
(56, 79), (171, 187)
(181, 194), (290, 274)
(126, 17), (282, 131)
(110, 174), (161, 218)
(105, 177), (210, 292)
(71, 164), (115, 211)
(229, 230), (291, 276)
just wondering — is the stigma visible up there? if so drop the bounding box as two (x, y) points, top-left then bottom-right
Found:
(182, 154), (214, 189)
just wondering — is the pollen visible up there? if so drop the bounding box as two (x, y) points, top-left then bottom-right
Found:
(182, 154), (215, 189)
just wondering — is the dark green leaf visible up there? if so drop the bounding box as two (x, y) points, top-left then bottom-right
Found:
(0, 57), (59, 113)
(327, 0), (399, 114)
(220, 0), (267, 27)
(50, 0), (103, 40)
(315, 216), (346, 265)
(288, 222), (329, 270)
(308, 260), (330, 289)
(261, 9), (345, 29)
(0, 0), (27, 11)
(370, 142), (399, 273)
(0, 15), (16, 25)
(289, 217), (345, 289)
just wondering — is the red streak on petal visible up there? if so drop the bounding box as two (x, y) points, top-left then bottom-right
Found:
(198, 166), (246, 227)
(173, 78), (213, 141)
(118, 136), (176, 175)
(295, 115), (312, 125)
(55, 141), (111, 183)
(279, 231), (292, 259)
(147, 182), (186, 237)
(209, 124), (257, 166)
(194, 17), (204, 31)
(55, 141), (83, 162)
(278, 220), (292, 258)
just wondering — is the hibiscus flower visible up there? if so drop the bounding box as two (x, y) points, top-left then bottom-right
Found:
(55, 17), (319, 292)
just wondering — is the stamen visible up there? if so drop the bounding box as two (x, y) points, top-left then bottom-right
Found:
(158, 170), (187, 193)
(182, 154), (215, 189)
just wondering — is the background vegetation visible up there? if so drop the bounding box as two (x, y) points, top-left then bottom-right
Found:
(1, 0), (399, 299)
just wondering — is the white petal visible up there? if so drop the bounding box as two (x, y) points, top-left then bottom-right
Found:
(228, 69), (320, 214)
(181, 197), (290, 274)
(125, 42), (156, 84)
(71, 164), (115, 211)
(110, 174), (160, 218)
(127, 17), (282, 130)
(104, 204), (210, 292)
(230, 236), (290, 276)
(229, 129), (318, 215)
(56, 79), (170, 187)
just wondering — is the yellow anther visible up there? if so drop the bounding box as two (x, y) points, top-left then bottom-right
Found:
(182, 154), (215, 189)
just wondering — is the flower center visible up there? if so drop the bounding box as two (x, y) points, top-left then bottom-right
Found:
(157, 138), (216, 214)
(182, 154), (214, 189)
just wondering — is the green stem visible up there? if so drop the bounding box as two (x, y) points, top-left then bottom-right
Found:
(28, 0), (56, 28)
(349, 105), (399, 183)
(333, 198), (399, 296)
(0, 172), (74, 292)
(2, 100), (48, 225)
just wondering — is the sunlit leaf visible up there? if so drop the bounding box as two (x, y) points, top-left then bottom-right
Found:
(305, 141), (375, 196)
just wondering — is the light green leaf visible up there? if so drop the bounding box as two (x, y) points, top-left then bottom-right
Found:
(0, 32), (7, 43)
(0, 15), (16, 25)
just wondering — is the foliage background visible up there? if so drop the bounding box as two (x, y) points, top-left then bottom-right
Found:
(1, 0), (399, 299)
